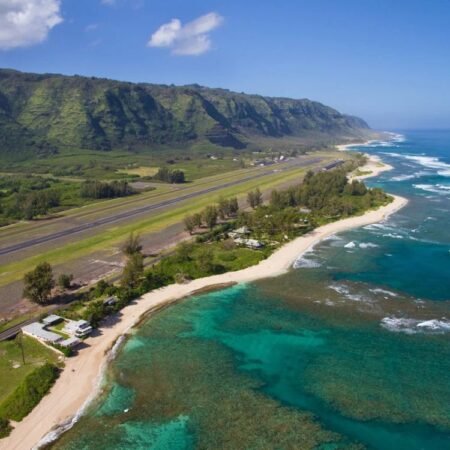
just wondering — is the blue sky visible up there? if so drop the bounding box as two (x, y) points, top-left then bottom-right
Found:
(0, 0), (449, 129)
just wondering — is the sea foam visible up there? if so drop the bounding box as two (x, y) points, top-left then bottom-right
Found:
(381, 317), (450, 334)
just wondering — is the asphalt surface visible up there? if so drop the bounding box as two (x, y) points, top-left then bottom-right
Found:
(0, 157), (322, 257)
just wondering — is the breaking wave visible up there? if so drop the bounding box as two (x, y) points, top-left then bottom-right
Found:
(369, 288), (398, 297)
(293, 246), (321, 269)
(413, 184), (450, 195)
(381, 317), (450, 334)
(382, 152), (450, 177)
(328, 283), (371, 303)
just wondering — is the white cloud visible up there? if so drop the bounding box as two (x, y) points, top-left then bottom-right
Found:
(148, 12), (223, 56)
(0, 0), (63, 50)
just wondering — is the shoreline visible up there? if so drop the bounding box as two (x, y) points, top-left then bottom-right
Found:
(3, 156), (407, 450)
(337, 140), (394, 179)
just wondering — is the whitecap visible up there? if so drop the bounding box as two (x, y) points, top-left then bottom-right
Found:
(413, 184), (450, 195)
(328, 284), (369, 303)
(382, 233), (404, 239)
(293, 246), (321, 269)
(381, 316), (450, 334)
(293, 257), (321, 269)
(390, 174), (416, 182)
(344, 241), (356, 248)
(323, 234), (343, 242)
(369, 288), (398, 297)
(380, 317), (418, 334)
(359, 242), (378, 249)
(403, 155), (450, 173)
(417, 319), (450, 332)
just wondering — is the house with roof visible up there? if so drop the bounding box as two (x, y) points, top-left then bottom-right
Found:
(22, 322), (81, 349)
(21, 315), (93, 351)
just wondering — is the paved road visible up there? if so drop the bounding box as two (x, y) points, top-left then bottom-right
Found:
(0, 318), (34, 341)
(0, 157), (322, 257)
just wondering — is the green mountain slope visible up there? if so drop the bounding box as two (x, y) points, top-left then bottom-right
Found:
(0, 69), (372, 158)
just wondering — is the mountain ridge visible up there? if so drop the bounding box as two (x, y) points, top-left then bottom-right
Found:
(0, 68), (372, 159)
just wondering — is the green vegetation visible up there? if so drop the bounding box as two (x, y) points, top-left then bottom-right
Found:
(0, 68), (370, 164)
(0, 417), (11, 439)
(121, 251), (144, 290)
(247, 187), (263, 209)
(54, 169), (389, 330)
(0, 165), (390, 440)
(57, 273), (74, 290)
(153, 167), (185, 183)
(0, 175), (138, 225)
(0, 162), (316, 287)
(23, 262), (55, 305)
(80, 180), (135, 199)
(0, 363), (59, 422)
(0, 335), (60, 405)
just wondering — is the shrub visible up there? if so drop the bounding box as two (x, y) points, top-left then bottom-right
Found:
(0, 417), (12, 439)
(0, 363), (59, 422)
(51, 343), (73, 357)
(57, 273), (73, 290)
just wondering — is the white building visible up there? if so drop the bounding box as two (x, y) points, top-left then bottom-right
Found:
(64, 320), (93, 338)
(22, 322), (62, 344)
(22, 322), (81, 349)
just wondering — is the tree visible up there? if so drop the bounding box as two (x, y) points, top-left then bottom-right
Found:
(122, 233), (142, 256)
(196, 247), (215, 274)
(175, 242), (193, 263)
(217, 197), (230, 220)
(228, 197), (239, 215)
(247, 188), (262, 209)
(270, 189), (283, 209)
(344, 180), (367, 196)
(23, 262), (55, 305)
(202, 205), (218, 229)
(170, 169), (185, 183)
(183, 214), (197, 234)
(57, 273), (73, 290)
(154, 167), (185, 184)
(192, 213), (202, 228)
(121, 252), (144, 289)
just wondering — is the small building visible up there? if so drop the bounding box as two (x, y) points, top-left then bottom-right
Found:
(229, 226), (251, 239)
(322, 160), (344, 171)
(64, 320), (93, 338)
(60, 337), (81, 348)
(246, 239), (264, 249)
(42, 314), (63, 326)
(235, 226), (250, 235)
(103, 296), (118, 307)
(234, 238), (264, 249)
(22, 322), (63, 345)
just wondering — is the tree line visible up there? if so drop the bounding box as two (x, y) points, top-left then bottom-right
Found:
(80, 180), (136, 199)
(153, 167), (185, 184)
(183, 196), (239, 233)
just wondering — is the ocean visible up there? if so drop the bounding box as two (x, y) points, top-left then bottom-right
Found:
(50, 130), (450, 450)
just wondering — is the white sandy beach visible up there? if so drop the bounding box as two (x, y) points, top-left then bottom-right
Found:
(338, 141), (393, 179)
(2, 153), (407, 450)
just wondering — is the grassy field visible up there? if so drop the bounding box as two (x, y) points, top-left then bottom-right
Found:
(116, 166), (160, 177)
(0, 335), (60, 404)
(2, 146), (245, 181)
(0, 164), (270, 243)
(0, 162), (319, 287)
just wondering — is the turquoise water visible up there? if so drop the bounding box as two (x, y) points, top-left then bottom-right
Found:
(51, 131), (450, 450)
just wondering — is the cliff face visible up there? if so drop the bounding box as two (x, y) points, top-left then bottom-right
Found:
(0, 69), (371, 157)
